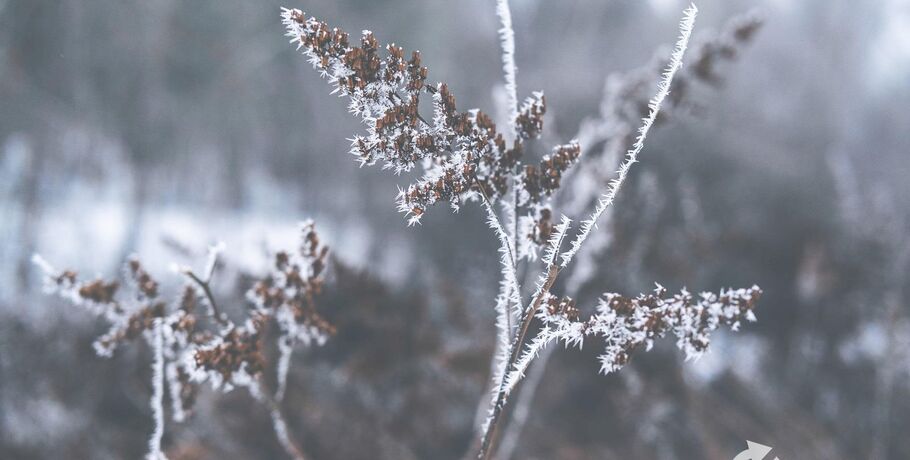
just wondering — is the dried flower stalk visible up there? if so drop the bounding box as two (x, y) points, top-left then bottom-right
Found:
(281, 3), (762, 459)
(34, 221), (332, 460)
(282, 8), (579, 234)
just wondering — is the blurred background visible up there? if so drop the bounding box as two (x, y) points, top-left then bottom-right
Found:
(2, 0), (909, 459)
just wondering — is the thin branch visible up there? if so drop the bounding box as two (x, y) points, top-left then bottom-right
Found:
(477, 6), (699, 459)
(184, 270), (229, 327)
(480, 190), (523, 409)
(469, 0), (522, 440)
(497, 345), (554, 460)
(254, 381), (308, 460)
(503, 185), (523, 333)
(561, 3), (698, 268)
(510, 182), (519, 278)
(502, 326), (557, 398)
(203, 242), (225, 282)
(476, 216), (568, 457)
(496, 0), (519, 134)
(275, 337), (294, 402)
(390, 92), (431, 127)
(147, 318), (166, 460)
(479, 263), (559, 460)
(497, 0), (521, 335)
(498, 0), (521, 330)
(184, 245), (309, 460)
(481, 188), (522, 317)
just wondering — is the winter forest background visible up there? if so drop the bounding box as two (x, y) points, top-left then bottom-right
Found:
(2, 0), (910, 459)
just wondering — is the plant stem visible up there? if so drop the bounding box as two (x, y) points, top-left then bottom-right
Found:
(147, 318), (166, 460)
(256, 381), (308, 460)
(497, 345), (554, 459)
(185, 270), (229, 327)
(479, 264), (559, 460)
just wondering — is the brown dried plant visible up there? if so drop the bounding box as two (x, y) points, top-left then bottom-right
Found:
(34, 221), (331, 460)
(282, 3), (762, 459)
(281, 7), (578, 242)
(33, 3), (764, 459)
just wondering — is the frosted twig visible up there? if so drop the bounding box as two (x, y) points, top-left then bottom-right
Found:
(203, 241), (226, 282)
(497, 346), (555, 460)
(542, 215), (571, 268)
(492, 12), (765, 452)
(252, 383), (307, 460)
(280, 6), (763, 460)
(183, 268), (229, 327)
(496, 0), (519, 134)
(276, 337), (293, 402)
(501, 195), (519, 334)
(147, 318), (167, 460)
(478, 7), (699, 459)
(31, 253), (55, 278)
(478, 263), (559, 460)
(497, 0), (521, 335)
(502, 327), (557, 397)
(35, 221), (332, 460)
(482, 195), (523, 387)
(166, 363), (188, 423)
(483, 194), (522, 317)
(561, 4), (697, 268)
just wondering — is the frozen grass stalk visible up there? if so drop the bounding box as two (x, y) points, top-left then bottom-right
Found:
(30, 2), (767, 458)
(561, 4), (698, 268)
(281, 3), (761, 457)
(148, 318), (166, 460)
(35, 222), (333, 459)
(496, 0), (519, 131)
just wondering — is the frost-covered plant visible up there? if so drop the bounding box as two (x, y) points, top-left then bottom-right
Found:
(281, 7), (578, 237)
(282, 3), (762, 459)
(505, 285), (760, 394)
(33, 221), (331, 460)
(562, 10), (763, 297)
(567, 10), (763, 217)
